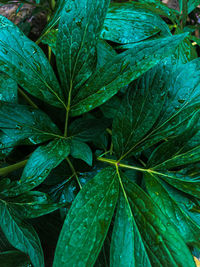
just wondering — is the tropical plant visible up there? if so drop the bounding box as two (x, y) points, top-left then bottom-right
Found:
(0, 0), (200, 266)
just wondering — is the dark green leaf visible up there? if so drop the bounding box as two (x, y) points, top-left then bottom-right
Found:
(144, 173), (200, 247)
(0, 72), (18, 103)
(0, 250), (31, 267)
(53, 167), (119, 267)
(97, 39), (117, 68)
(101, 3), (170, 44)
(123, 176), (196, 267)
(110, 190), (151, 267)
(0, 138), (71, 197)
(68, 118), (108, 142)
(154, 171), (200, 199)
(56, 0), (110, 92)
(112, 61), (168, 158)
(71, 33), (187, 116)
(71, 139), (92, 166)
(0, 102), (61, 145)
(147, 111), (200, 168)
(7, 191), (65, 218)
(0, 200), (44, 267)
(187, 0), (200, 13)
(0, 16), (64, 108)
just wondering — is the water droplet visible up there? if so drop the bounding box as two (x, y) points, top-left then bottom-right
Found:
(16, 125), (22, 130)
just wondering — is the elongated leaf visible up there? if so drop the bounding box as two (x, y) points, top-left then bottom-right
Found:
(188, 0), (200, 13)
(155, 171), (200, 199)
(101, 3), (170, 44)
(68, 118), (108, 141)
(0, 102), (61, 145)
(0, 138), (71, 197)
(71, 33), (187, 116)
(39, 0), (66, 42)
(0, 16), (64, 108)
(0, 250), (31, 267)
(71, 138), (92, 166)
(147, 111), (200, 168)
(153, 145), (200, 170)
(53, 167), (119, 267)
(97, 39), (117, 68)
(0, 72), (17, 103)
(144, 173), (200, 247)
(112, 61), (168, 158)
(123, 176), (196, 267)
(0, 200), (44, 267)
(56, 0), (110, 92)
(120, 57), (200, 156)
(7, 191), (65, 218)
(110, 190), (151, 267)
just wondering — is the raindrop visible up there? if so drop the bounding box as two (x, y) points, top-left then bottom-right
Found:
(16, 125), (22, 130)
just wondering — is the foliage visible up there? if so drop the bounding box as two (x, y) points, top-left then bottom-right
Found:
(0, 0), (200, 266)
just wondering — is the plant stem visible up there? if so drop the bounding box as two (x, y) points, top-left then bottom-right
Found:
(97, 157), (148, 173)
(0, 160), (28, 176)
(18, 88), (39, 109)
(66, 157), (82, 190)
(64, 80), (73, 137)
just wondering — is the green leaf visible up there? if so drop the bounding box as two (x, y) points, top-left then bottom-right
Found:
(39, 0), (66, 42)
(70, 33), (187, 116)
(0, 132), (17, 159)
(0, 102), (61, 145)
(7, 191), (65, 218)
(53, 167), (119, 267)
(173, 36), (197, 64)
(137, 0), (179, 22)
(154, 171), (200, 199)
(97, 39), (117, 68)
(56, 0), (110, 92)
(68, 118), (108, 142)
(0, 16), (64, 108)
(71, 138), (92, 166)
(112, 61), (168, 158)
(0, 250), (31, 267)
(147, 111), (200, 168)
(119, 57), (200, 156)
(0, 199), (44, 267)
(152, 145), (200, 170)
(41, 29), (57, 54)
(110, 190), (151, 267)
(144, 173), (200, 247)
(0, 72), (18, 103)
(187, 0), (200, 13)
(101, 2), (170, 44)
(123, 176), (196, 267)
(0, 138), (71, 197)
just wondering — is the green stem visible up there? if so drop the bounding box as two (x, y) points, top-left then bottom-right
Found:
(97, 157), (148, 173)
(18, 88), (39, 109)
(66, 157), (82, 190)
(64, 80), (73, 137)
(0, 160), (27, 176)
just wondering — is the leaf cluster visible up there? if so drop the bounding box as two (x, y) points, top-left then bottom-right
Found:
(0, 0), (200, 266)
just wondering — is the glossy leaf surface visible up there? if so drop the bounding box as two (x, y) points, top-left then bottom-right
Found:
(0, 200), (44, 267)
(71, 33), (187, 116)
(53, 167), (119, 267)
(123, 177), (196, 267)
(56, 0), (110, 92)
(0, 16), (64, 108)
(110, 190), (151, 267)
(0, 102), (61, 145)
